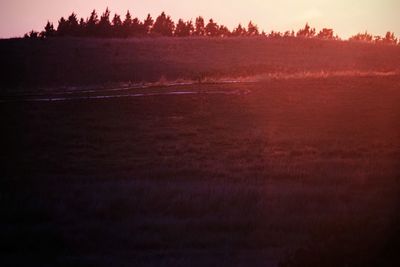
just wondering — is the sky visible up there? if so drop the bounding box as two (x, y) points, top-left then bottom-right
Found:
(0, 0), (399, 39)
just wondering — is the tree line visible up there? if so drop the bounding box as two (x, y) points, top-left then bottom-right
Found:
(24, 8), (398, 45)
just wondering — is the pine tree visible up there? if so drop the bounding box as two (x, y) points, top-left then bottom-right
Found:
(86, 10), (99, 36)
(175, 19), (188, 37)
(232, 24), (246, 36)
(98, 8), (111, 37)
(43, 21), (55, 38)
(349, 31), (373, 42)
(78, 18), (86, 36)
(26, 30), (39, 39)
(112, 14), (123, 37)
(317, 28), (334, 40)
(269, 30), (282, 38)
(143, 14), (154, 35)
(218, 25), (231, 37)
(122, 11), (133, 37)
(382, 31), (397, 45)
(57, 17), (68, 36)
(194, 16), (205, 36)
(152, 12), (175, 36)
(296, 23), (316, 38)
(67, 13), (79, 36)
(205, 19), (218, 37)
(131, 16), (143, 36)
(247, 21), (259, 36)
(186, 20), (194, 36)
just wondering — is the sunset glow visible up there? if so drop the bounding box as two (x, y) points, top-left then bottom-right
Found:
(3, 0), (400, 265)
(1, 0), (399, 38)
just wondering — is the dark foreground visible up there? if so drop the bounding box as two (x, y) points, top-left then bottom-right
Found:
(2, 76), (400, 266)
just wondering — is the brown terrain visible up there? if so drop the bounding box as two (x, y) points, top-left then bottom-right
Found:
(2, 37), (400, 266)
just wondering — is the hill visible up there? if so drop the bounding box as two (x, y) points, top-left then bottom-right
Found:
(1, 37), (400, 89)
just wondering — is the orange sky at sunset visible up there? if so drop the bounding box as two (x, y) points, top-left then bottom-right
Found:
(0, 0), (399, 39)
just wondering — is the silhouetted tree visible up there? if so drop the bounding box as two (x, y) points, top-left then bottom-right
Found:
(194, 16), (205, 36)
(78, 18), (86, 36)
(283, 30), (295, 38)
(122, 11), (133, 37)
(382, 31), (397, 45)
(175, 19), (185, 37)
(98, 8), (112, 37)
(269, 30), (283, 38)
(32, 8), (397, 41)
(112, 14), (123, 37)
(152, 12), (174, 36)
(247, 21), (259, 36)
(187, 20), (195, 36)
(218, 25), (231, 37)
(374, 35), (382, 43)
(131, 16), (144, 36)
(297, 23), (316, 38)
(143, 14), (154, 35)
(349, 31), (373, 42)
(232, 24), (246, 36)
(66, 13), (79, 36)
(175, 19), (186, 37)
(86, 10), (99, 36)
(205, 19), (219, 37)
(317, 28), (335, 40)
(43, 21), (55, 38)
(57, 17), (68, 36)
(175, 19), (194, 37)
(373, 32), (397, 45)
(24, 30), (40, 39)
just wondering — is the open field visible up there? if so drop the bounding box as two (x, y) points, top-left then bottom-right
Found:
(1, 37), (400, 89)
(2, 73), (400, 266)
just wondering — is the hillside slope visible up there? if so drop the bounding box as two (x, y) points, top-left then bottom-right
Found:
(1, 37), (400, 89)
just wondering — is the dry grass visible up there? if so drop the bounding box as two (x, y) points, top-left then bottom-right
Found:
(2, 75), (400, 266)
(1, 37), (400, 90)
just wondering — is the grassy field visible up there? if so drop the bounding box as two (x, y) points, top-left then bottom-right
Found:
(1, 37), (400, 89)
(2, 73), (400, 266)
